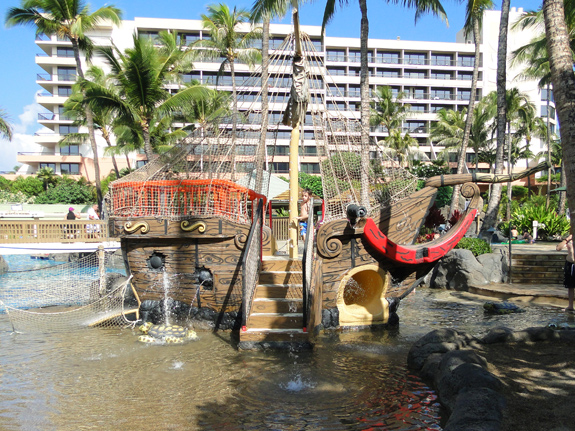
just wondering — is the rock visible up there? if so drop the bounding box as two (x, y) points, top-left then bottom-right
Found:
(428, 249), (489, 290)
(437, 362), (502, 413)
(407, 329), (469, 371)
(437, 349), (488, 378)
(419, 353), (443, 382)
(481, 326), (513, 344)
(477, 248), (508, 283)
(443, 387), (505, 431)
(510, 326), (559, 342)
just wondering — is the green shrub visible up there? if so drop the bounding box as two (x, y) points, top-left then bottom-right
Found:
(455, 237), (492, 256)
(35, 181), (94, 204)
(11, 176), (44, 198)
(0, 190), (35, 204)
(499, 202), (570, 239)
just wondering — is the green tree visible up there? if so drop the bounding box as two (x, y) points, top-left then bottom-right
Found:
(299, 172), (323, 198)
(197, 3), (261, 181)
(6, 0), (122, 212)
(62, 66), (121, 177)
(11, 176), (44, 198)
(36, 167), (58, 191)
(0, 108), (13, 141)
(83, 31), (208, 161)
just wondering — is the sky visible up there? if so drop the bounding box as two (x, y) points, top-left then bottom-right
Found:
(0, 0), (545, 172)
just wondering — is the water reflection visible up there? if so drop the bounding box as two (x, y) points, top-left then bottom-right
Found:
(0, 284), (571, 430)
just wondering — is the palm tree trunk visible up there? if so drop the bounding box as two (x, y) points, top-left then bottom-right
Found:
(543, 0), (575, 232)
(102, 128), (120, 178)
(450, 17), (481, 217)
(72, 38), (103, 211)
(525, 141), (531, 196)
(142, 124), (153, 161)
(256, 17), (270, 195)
(546, 83), (552, 207)
(230, 59), (237, 182)
(559, 160), (567, 215)
(359, 0), (370, 210)
(506, 121), (512, 221)
(481, 0), (510, 234)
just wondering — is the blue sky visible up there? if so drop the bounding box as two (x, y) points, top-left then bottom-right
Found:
(0, 0), (544, 172)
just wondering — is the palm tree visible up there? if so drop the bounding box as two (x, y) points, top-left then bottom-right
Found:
(321, 0), (447, 209)
(430, 108), (466, 161)
(513, 110), (547, 196)
(380, 130), (420, 168)
(36, 167), (57, 191)
(82, 31), (209, 161)
(197, 3), (262, 180)
(370, 86), (412, 133)
(451, 0), (494, 215)
(482, 0), (512, 234)
(469, 99), (497, 172)
(6, 0), (122, 211)
(61, 66), (121, 177)
(0, 109), (13, 141)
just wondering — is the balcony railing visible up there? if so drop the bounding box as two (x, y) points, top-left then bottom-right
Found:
(325, 55), (482, 68)
(0, 220), (110, 244)
(38, 113), (73, 121)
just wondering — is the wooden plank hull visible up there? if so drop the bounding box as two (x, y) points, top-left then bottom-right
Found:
(112, 216), (250, 313)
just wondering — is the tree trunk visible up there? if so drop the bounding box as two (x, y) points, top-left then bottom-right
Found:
(359, 0), (371, 210)
(543, 0), (575, 232)
(72, 38), (103, 212)
(546, 83), (552, 207)
(142, 123), (153, 161)
(102, 128), (120, 178)
(230, 59), (237, 182)
(481, 0), (510, 234)
(506, 121), (512, 221)
(559, 160), (567, 214)
(256, 17), (270, 195)
(450, 17), (481, 217)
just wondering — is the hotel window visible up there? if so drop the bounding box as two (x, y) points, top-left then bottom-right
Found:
(57, 86), (73, 97)
(327, 66), (346, 76)
(405, 69), (427, 79)
(270, 37), (285, 49)
(301, 163), (321, 174)
(457, 89), (471, 101)
(271, 162), (289, 173)
(59, 125), (78, 135)
(179, 33), (200, 45)
(310, 39), (323, 52)
(60, 163), (80, 175)
(541, 105), (556, 118)
(466, 153), (475, 163)
(457, 72), (473, 81)
(348, 50), (361, 63)
(39, 163), (56, 170)
(267, 146), (289, 156)
(404, 53), (426, 65)
(182, 72), (201, 83)
(60, 145), (79, 155)
(458, 55), (475, 67)
(56, 47), (74, 57)
(139, 31), (159, 43)
(407, 87), (426, 99)
(58, 106), (71, 120)
(431, 54), (453, 66)
(57, 67), (76, 81)
(541, 89), (554, 102)
(430, 71), (453, 80)
(348, 85), (361, 97)
(431, 104), (452, 112)
(327, 84), (343, 97)
(377, 51), (400, 64)
(302, 146), (318, 156)
(136, 160), (147, 169)
(326, 49), (345, 62)
(406, 121), (426, 133)
(431, 89), (452, 100)
(410, 105), (426, 112)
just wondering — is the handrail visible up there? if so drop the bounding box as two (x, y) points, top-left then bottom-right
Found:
(0, 220), (110, 244)
(241, 198), (264, 331)
(302, 197), (314, 332)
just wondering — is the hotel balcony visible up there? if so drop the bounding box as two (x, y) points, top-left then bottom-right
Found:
(17, 152), (84, 165)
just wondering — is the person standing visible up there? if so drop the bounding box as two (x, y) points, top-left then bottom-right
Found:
(87, 204), (100, 237)
(66, 207), (79, 220)
(65, 207), (80, 238)
(557, 233), (575, 312)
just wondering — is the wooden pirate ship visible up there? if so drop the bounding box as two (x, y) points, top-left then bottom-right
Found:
(105, 7), (548, 346)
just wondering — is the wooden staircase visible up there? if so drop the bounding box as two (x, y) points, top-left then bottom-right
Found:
(511, 251), (565, 284)
(239, 257), (311, 348)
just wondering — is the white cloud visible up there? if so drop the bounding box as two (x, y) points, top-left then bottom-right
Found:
(0, 99), (44, 173)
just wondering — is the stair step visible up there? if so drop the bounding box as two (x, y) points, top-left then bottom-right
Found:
(261, 258), (303, 272)
(247, 313), (303, 329)
(252, 298), (303, 313)
(255, 284), (303, 299)
(239, 328), (310, 343)
(258, 271), (303, 285)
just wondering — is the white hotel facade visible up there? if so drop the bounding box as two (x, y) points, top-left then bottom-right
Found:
(22, 7), (555, 181)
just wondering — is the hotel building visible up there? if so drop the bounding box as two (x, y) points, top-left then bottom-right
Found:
(22, 7), (554, 181)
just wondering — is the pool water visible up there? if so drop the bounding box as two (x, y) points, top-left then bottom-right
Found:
(0, 256), (571, 430)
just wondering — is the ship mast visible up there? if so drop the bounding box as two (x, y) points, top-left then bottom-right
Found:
(288, 3), (304, 258)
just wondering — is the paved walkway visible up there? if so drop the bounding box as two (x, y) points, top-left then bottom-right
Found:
(471, 242), (569, 309)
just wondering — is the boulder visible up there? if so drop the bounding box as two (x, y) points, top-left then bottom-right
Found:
(428, 249), (489, 290)
(407, 329), (470, 371)
(443, 387), (506, 431)
(436, 362), (502, 413)
(477, 248), (509, 283)
(481, 326), (514, 344)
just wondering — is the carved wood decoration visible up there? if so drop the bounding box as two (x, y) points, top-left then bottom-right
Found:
(124, 221), (150, 234)
(181, 220), (206, 233)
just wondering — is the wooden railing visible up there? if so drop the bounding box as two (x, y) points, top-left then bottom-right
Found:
(0, 220), (111, 243)
(270, 217), (289, 240)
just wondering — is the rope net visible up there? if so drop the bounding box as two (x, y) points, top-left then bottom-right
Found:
(106, 33), (418, 224)
(0, 251), (137, 332)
